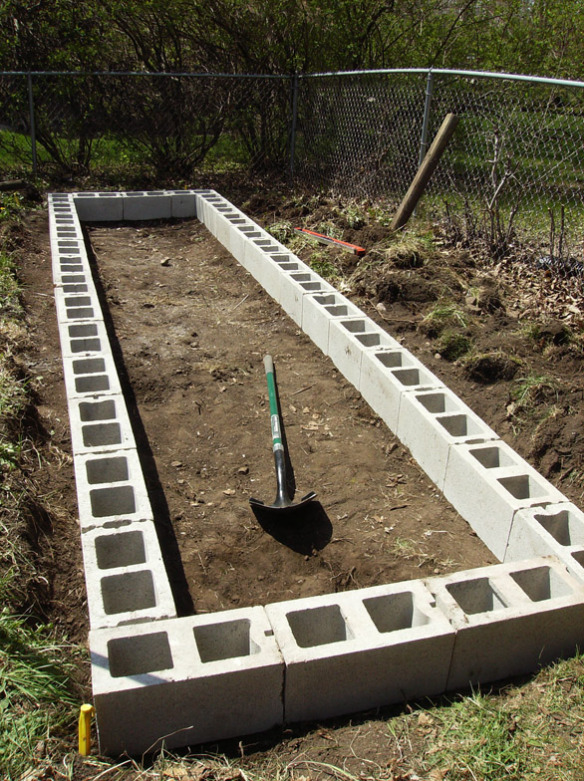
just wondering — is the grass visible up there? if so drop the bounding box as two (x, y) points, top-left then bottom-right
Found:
(0, 604), (80, 780)
(0, 195), (85, 780)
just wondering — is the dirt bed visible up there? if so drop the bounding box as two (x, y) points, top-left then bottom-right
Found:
(20, 210), (498, 629)
(89, 218), (498, 614)
(14, 195), (584, 777)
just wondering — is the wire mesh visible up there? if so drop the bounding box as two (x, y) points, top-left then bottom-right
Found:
(1, 69), (584, 277)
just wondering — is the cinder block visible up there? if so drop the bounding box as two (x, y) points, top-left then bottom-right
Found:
(53, 266), (99, 299)
(427, 558), (584, 690)
(194, 191), (221, 229)
(506, 502), (584, 580)
(279, 268), (336, 327)
(265, 584), (455, 724)
(242, 235), (290, 284)
(328, 317), (402, 390)
(73, 192), (125, 222)
(229, 219), (262, 268)
(73, 449), (153, 530)
(67, 393), (137, 455)
(397, 387), (499, 492)
(443, 440), (567, 559)
(122, 192), (172, 221)
(61, 351), (122, 399)
(90, 607), (284, 755)
(359, 348), (445, 434)
(54, 287), (104, 324)
(301, 292), (364, 355)
(196, 194), (230, 236)
(57, 319), (111, 358)
(248, 251), (312, 303)
(167, 190), (197, 218)
(80, 521), (176, 629)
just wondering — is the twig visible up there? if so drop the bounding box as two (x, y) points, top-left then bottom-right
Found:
(231, 293), (250, 311)
(292, 384), (314, 396)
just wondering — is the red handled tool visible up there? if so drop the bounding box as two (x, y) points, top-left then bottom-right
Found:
(294, 227), (366, 257)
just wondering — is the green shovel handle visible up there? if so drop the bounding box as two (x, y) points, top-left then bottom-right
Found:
(263, 355), (283, 451)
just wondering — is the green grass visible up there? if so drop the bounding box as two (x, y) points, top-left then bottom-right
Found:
(0, 602), (79, 780)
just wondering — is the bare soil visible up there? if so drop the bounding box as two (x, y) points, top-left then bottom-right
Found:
(14, 193), (584, 775)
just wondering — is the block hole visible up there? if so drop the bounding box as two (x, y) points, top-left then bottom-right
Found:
(447, 577), (507, 614)
(82, 422), (121, 447)
(270, 254), (292, 263)
(511, 565), (572, 602)
(324, 305), (349, 317)
(341, 319), (367, 334)
(300, 282), (324, 291)
(416, 392), (449, 413)
(291, 273), (312, 283)
(470, 445), (516, 469)
(356, 333), (381, 347)
(279, 263), (300, 271)
(498, 474), (545, 500)
(90, 485), (135, 517)
(69, 324), (97, 338)
(287, 604), (353, 648)
(535, 510), (584, 546)
(438, 414), (483, 438)
(376, 352), (404, 369)
(101, 570), (156, 614)
(86, 456), (129, 485)
(108, 631), (173, 678)
(67, 307), (94, 319)
(71, 338), (101, 353)
(73, 358), (106, 375)
(392, 368), (421, 386)
(95, 530), (146, 569)
(313, 294), (337, 306)
(79, 399), (116, 422)
(364, 591), (430, 633)
(65, 296), (91, 308)
(75, 375), (110, 393)
(63, 284), (88, 294)
(571, 550), (584, 567)
(194, 619), (260, 663)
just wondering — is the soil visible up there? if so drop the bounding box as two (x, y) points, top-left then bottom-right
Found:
(13, 191), (584, 775)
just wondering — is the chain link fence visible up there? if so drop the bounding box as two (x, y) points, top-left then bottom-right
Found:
(1, 69), (584, 271)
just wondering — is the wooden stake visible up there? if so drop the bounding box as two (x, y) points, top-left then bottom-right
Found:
(391, 113), (460, 231)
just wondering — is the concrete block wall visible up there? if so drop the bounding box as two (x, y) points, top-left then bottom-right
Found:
(48, 190), (584, 756)
(49, 194), (177, 632)
(89, 607), (284, 755)
(505, 502), (584, 579)
(427, 557), (584, 690)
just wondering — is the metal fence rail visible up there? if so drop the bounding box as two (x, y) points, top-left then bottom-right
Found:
(1, 68), (584, 267)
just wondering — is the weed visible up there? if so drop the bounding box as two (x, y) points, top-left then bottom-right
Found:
(308, 253), (340, 281)
(342, 203), (366, 230)
(267, 220), (294, 243)
(512, 374), (558, 408)
(437, 330), (473, 361)
(420, 300), (468, 338)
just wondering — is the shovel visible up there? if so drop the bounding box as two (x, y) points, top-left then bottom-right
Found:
(249, 355), (316, 512)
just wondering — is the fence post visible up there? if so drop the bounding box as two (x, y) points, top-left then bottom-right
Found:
(289, 73), (299, 185)
(27, 73), (38, 177)
(418, 70), (434, 167)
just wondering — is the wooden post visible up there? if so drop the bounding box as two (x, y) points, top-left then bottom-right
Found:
(391, 112), (459, 231)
